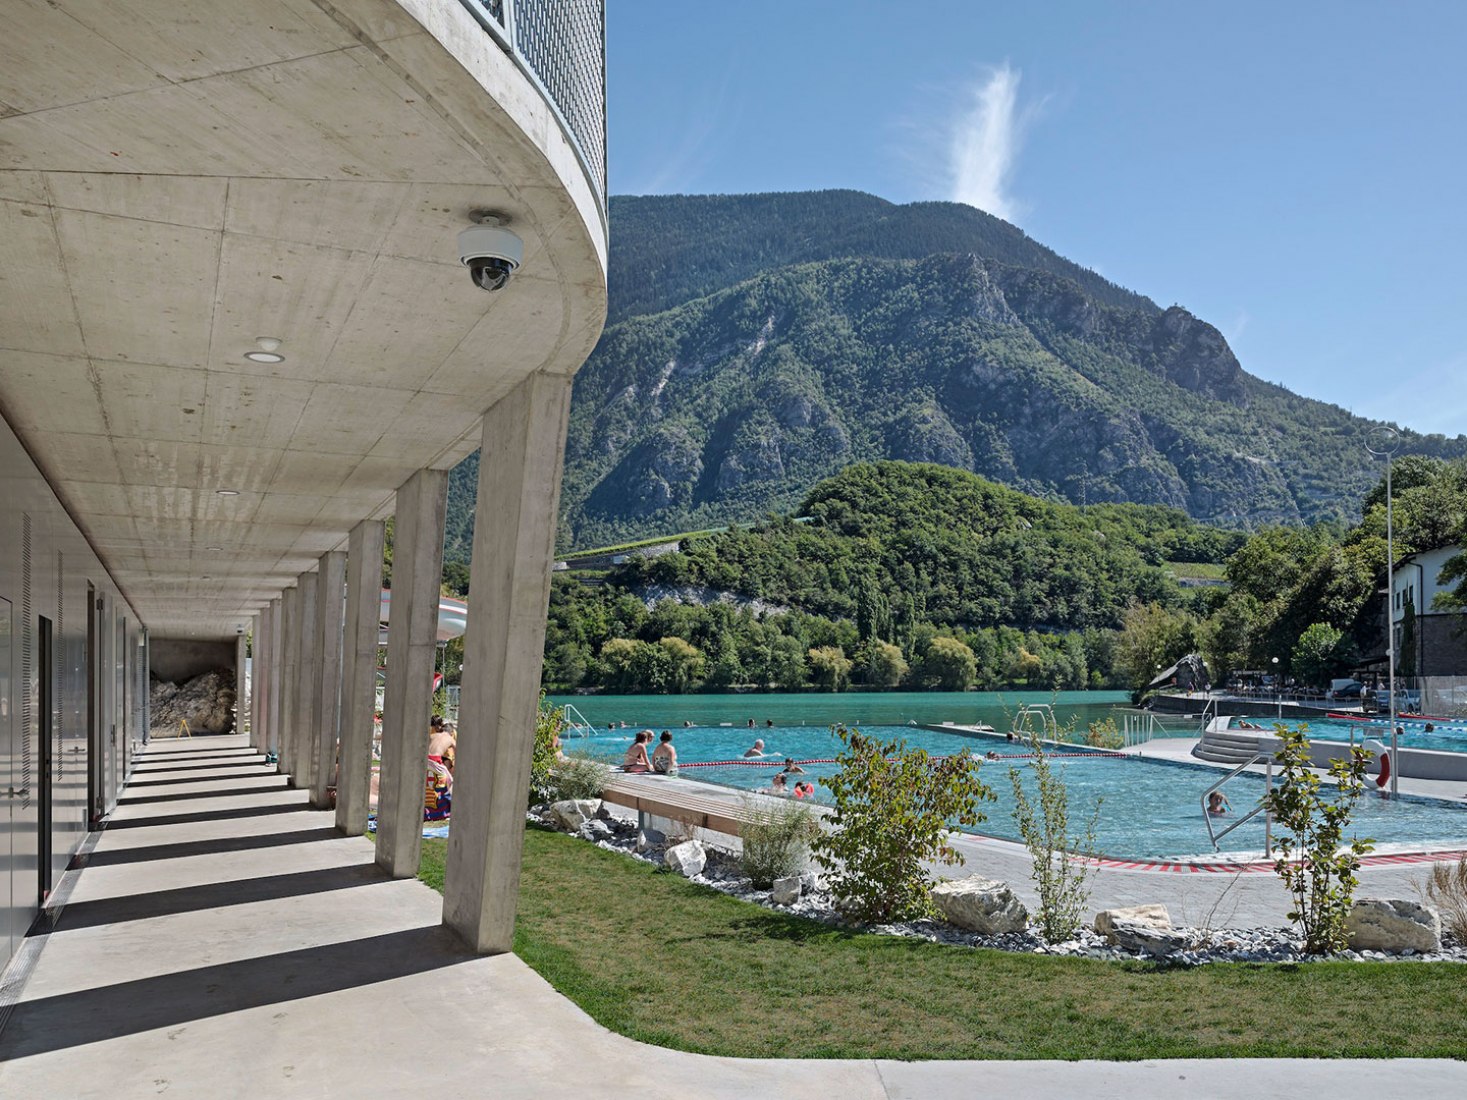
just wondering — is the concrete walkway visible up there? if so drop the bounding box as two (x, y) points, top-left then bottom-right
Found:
(1, 735), (1463, 1099)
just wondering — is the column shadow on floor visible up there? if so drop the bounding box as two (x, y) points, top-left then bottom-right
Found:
(84, 828), (344, 867)
(125, 773), (278, 789)
(137, 751), (262, 764)
(0, 926), (474, 1060)
(50, 862), (387, 931)
(131, 761), (265, 775)
(118, 783), (293, 806)
(105, 802), (322, 831)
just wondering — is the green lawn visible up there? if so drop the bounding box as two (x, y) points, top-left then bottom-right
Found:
(418, 827), (1467, 1060)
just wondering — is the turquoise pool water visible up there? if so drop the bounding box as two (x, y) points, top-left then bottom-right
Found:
(1247, 717), (1467, 755)
(548, 690), (1141, 734)
(572, 723), (1467, 860)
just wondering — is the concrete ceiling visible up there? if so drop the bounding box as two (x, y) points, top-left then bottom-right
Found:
(0, 0), (608, 638)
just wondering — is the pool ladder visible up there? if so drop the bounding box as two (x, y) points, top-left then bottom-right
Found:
(562, 702), (597, 738)
(1202, 751), (1274, 856)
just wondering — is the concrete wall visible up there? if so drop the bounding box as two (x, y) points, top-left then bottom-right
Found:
(150, 638), (236, 683)
(0, 407), (142, 972)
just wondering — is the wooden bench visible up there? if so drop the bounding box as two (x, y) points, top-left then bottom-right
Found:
(600, 777), (749, 837)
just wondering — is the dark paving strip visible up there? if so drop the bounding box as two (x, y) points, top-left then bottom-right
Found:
(53, 863), (387, 931)
(125, 773), (278, 789)
(118, 783), (293, 806)
(137, 753), (262, 764)
(85, 828), (344, 868)
(104, 802), (320, 830)
(131, 761), (264, 775)
(0, 926), (470, 1060)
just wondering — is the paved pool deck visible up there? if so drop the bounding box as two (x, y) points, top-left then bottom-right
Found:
(1, 734), (1463, 1099)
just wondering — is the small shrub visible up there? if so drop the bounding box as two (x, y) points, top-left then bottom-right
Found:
(1008, 730), (1101, 943)
(529, 695), (567, 806)
(740, 797), (820, 888)
(548, 754), (611, 802)
(1419, 855), (1467, 942)
(812, 725), (992, 923)
(1084, 718), (1123, 750)
(1265, 724), (1373, 954)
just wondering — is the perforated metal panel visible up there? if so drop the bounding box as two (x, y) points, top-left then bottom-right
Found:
(465, 0), (606, 208)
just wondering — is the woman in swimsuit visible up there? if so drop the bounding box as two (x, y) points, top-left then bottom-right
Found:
(651, 730), (678, 776)
(623, 730), (654, 773)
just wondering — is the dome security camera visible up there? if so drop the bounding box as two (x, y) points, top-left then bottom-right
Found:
(458, 219), (523, 292)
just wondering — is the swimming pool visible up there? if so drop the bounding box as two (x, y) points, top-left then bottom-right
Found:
(1243, 717), (1467, 755)
(573, 724), (1467, 861)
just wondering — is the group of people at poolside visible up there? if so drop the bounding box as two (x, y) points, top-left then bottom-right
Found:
(622, 729), (680, 776)
(618, 730), (819, 798)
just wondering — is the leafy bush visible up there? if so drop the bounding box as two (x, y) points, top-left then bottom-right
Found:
(740, 798), (820, 888)
(548, 754), (611, 802)
(529, 696), (567, 806)
(1008, 730), (1101, 943)
(1419, 855), (1467, 942)
(1265, 725), (1373, 954)
(812, 725), (992, 923)
(1084, 717), (1123, 750)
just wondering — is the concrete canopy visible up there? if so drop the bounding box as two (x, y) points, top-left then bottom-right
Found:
(0, 0), (608, 639)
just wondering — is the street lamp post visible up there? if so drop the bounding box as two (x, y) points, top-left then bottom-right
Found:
(1366, 427), (1401, 797)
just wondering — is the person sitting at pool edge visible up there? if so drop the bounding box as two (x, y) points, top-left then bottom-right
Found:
(744, 739), (767, 758)
(623, 730), (655, 773)
(1207, 791), (1231, 815)
(652, 730), (678, 776)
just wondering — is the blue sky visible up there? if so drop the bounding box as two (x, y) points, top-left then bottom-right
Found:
(607, 1), (1466, 436)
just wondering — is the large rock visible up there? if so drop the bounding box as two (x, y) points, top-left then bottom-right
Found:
(550, 799), (601, 831)
(664, 839), (706, 878)
(1095, 904), (1171, 938)
(1347, 898), (1442, 953)
(149, 670), (236, 735)
(1106, 918), (1190, 957)
(931, 875), (1029, 934)
(771, 875), (802, 905)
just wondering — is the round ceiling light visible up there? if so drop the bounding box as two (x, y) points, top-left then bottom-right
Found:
(216, 489), (240, 497)
(245, 336), (285, 363)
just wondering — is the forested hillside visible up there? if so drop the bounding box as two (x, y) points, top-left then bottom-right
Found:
(538, 462), (1240, 694)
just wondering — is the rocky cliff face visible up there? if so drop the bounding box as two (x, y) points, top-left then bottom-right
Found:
(441, 191), (1467, 555)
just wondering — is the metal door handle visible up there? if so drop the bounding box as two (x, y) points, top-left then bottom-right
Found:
(4, 788), (28, 798)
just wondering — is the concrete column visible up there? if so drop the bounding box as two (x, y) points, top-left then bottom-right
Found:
(312, 550), (347, 809)
(336, 519), (385, 835)
(266, 596), (283, 758)
(235, 632), (248, 739)
(279, 586), (299, 776)
(249, 613), (263, 750)
(293, 570), (320, 789)
(443, 372), (574, 953)
(375, 467), (448, 878)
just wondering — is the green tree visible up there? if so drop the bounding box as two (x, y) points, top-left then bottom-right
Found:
(917, 636), (977, 691)
(1008, 727), (1101, 943)
(857, 640), (908, 689)
(807, 645), (852, 691)
(1115, 602), (1196, 691)
(768, 635), (808, 690)
(658, 636), (705, 693)
(1292, 622), (1344, 688)
(1397, 601), (1417, 679)
(812, 726), (993, 922)
(1265, 726), (1373, 954)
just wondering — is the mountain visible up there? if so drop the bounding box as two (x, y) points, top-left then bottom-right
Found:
(445, 190), (1467, 555)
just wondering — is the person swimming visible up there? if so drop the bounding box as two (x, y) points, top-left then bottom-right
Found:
(1207, 791), (1231, 815)
(743, 739), (767, 758)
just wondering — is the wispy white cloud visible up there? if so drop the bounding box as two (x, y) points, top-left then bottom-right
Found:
(947, 63), (1038, 223)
